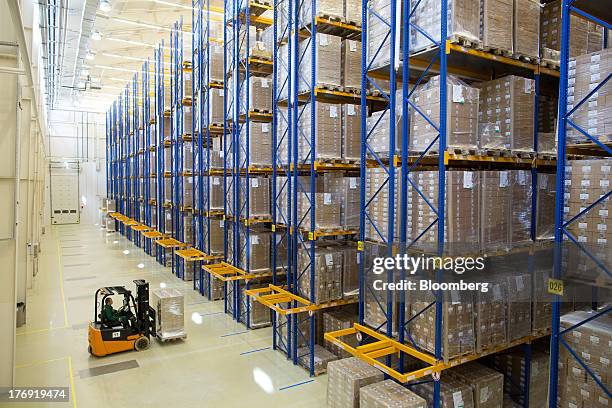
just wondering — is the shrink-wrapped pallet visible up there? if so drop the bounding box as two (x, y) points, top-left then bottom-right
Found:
(513, 0), (540, 58)
(298, 344), (338, 375)
(411, 76), (479, 152)
(479, 75), (535, 151)
(567, 49), (612, 145)
(492, 350), (549, 407)
(297, 192), (341, 230)
(299, 0), (343, 27)
(241, 76), (272, 114)
(366, 91), (403, 159)
(411, 378), (475, 408)
(298, 34), (342, 92)
(240, 231), (271, 274)
(538, 95), (558, 154)
(298, 246), (343, 304)
(360, 380), (427, 408)
(509, 170), (532, 247)
(474, 275), (507, 352)
(344, 0), (362, 25)
(481, 0), (513, 51)
(342, 104), (360, 161)
(481, 171), (511, 251)
(298, 102), (343, 162)
(241, 122), (272, 166)
(342, 244), (359, 297)
(207, 218), (226, 255)
(238, 282), (270, 328)
(323, 306), (358, 358)
(182, 143), (193, 171)
(209, 43), (224, 82)
(240, 176), (271, 218)
(365, 167), (401, 242)
(209, 175), (224, 210)
(327, 357), (384, 408)
(541, 0), (605, 59)
(151, 288), (186, 340)
(411, 0), (480, 52)
(447, 363), (503, 408)
(367, 0), (395, 69)
(408, 282), (475, 361)
(535, 172), (556, 239)
(558, 311), (611, 408)
(342, 40), (361, 91)
(183, 176), (193, 209)
(208, 88), (225, 125)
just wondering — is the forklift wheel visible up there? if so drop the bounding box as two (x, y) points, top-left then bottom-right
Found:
(88, 345), (93, 355)
(134, 336), (150, 351)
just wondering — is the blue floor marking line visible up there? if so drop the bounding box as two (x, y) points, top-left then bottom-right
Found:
(220, 330), (248, 338)
(279, 380), (315, 391)
(240, 346), (271, 355)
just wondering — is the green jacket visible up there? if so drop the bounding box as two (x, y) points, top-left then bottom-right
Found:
(102, 304), (119, 323)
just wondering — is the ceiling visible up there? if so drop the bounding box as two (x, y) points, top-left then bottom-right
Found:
(50, 0), (223, 112)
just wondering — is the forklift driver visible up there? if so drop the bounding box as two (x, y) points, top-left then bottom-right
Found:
(102, 297), (130, 326)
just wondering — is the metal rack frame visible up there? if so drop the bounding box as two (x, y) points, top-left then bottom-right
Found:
(548, 1), (611, 406)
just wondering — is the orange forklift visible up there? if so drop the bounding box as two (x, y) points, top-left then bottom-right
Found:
(88, 280), (157, 357)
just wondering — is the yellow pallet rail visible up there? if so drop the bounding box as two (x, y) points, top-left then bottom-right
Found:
(202, 262), (256, 281)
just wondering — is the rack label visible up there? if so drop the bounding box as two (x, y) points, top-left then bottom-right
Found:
(548, 278), (564, 296)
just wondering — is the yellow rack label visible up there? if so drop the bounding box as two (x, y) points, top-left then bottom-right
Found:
(357, 241), (364, 251)
(547, 278), (564, 296)
(308, 232), (314, 241)
(271, 224), (276, 232)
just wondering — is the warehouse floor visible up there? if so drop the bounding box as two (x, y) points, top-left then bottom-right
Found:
(14, 224), (326, 408)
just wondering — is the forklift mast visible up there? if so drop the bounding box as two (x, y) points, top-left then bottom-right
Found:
(133, 280), (156, 337)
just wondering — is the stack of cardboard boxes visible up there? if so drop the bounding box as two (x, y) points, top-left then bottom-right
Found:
(492, 350), (549, 406)
(151, 288), (186, 340)
(299, 34), (342, 93)
(327, 357), (385, 408)
(567, 49), (611, 145)
(360, 380), (427, 408)
(298, 102), (343, 163)
(479, 76), (535, 151)
(559, 310), (611, 408)
(446, 362), (504, 408)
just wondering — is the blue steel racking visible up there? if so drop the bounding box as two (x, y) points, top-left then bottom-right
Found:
(548, 1), (611, 406)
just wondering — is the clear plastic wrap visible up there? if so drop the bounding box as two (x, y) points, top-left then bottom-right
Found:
(208, 88), (224, 125)
(299, 0), (343, 27)
(241, 176), (271, 218)
(474, 275), (507, 352)
(342, 104), (361, 161)
(297, 192), (341, 230)
(411, 0), (480, 52)
(241, 122), (272, 166)
(535, 172), (556, 240)
(366, 92), (403, 159)
(491, 350), (549, 407)
(567, 49), (611, 145)
(481, 0), (513, 51)
(366, 0), (395, 69)
(241, 76), (272, 114)
(342, 39), (361, 90)
(209, 175), (224, 210)
(298, 33), (342, 92)
(509, 170), (532, 247)
(446, 363), (504, 408)
(481, 171), (511, 251)
(298, 245), (343, 304)
(411, 378), (475, 408)
(152, 288), (186, 340)
(298, 102), (342, 162)
(298, 344), (338, 376)
(478, 75), (535, 151)
(411, 75), (479, 152)
(513, 0), (540, 58)
(240, 231), (271, 273)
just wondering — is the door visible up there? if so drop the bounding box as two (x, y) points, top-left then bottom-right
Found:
(50, 163), (80, 224)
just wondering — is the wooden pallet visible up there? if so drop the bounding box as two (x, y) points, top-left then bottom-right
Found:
(449, 34), (483, 50)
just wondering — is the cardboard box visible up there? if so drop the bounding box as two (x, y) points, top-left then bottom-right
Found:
(342, 104), (360, 161)
(242, 76), (272, 113)
(491, 350), (549, 407)
(300, 0), (343, 25)
(447, 362), (504, 408)
(412, 378), (475, 407)
(481, 171), (511, 251)
(299, 33), (342, 92)
(241, 176), (271, 218)
(242, 122), (272, 166)
(342, 40), (361, 90)
(240, 231), (271, 274)
(481, 0), (513, 51)
(411, 76), (479, 152)
(327, 357), (384, 408)
(411, 0), (480, 52)
(567, 49), (612, 145)
(209, 88), (225, 125)
(344, 0), (362, 24)
(360, 380), (427, 408)
(535, 172), (556, 239)
(323, 306), (359, 358)
(298, 245), (343, 304)
(513, 0), (540, 58)
(239, 282), (270, 328)
(151, 288), (185, 339)
(298, 344), (338, 375)
(209, 176), (224, 210)
(298, 192), (342, 230)
(479, 75), (535, 151)
(298, 102), (343, 162)
(366, 92), (403, 159)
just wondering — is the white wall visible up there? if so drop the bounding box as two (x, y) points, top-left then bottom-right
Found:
(46, 110), (106, 225)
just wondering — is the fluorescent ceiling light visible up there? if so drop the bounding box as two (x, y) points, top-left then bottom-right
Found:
(137, 263), (145, 269)
(111, 17), (192, 35)
(99, 0), (111, 12)
(106, 37), (158, 49)
(123, 249), (130, 255)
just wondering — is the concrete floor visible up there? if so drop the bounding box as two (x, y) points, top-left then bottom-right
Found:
(13, 223), (327, 408)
